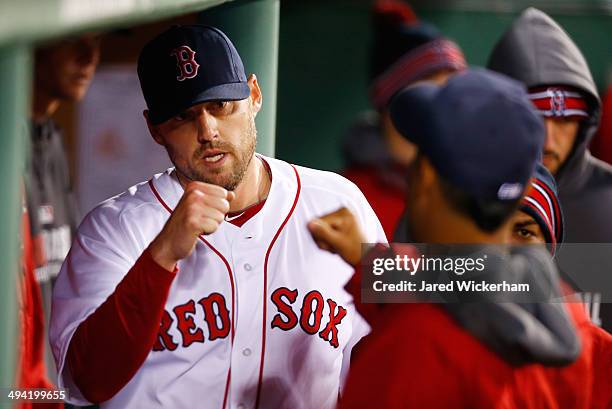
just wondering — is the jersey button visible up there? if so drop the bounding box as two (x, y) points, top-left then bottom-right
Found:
(244, 263), (252, 271)
(242, 348), (251, 357)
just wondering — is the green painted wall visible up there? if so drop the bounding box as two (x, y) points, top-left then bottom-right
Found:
(276, 0), (372, 171)
(417, 9), (612, 89)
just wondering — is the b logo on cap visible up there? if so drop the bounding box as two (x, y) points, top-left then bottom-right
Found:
(551, 89), (567, 118)
(171, 45), (200, 81)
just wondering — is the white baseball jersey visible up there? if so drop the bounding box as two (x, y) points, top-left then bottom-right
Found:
(50, 155), (386, 409)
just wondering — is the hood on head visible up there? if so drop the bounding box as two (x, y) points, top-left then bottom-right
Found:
(487, 8), (601, 185)
(488, 8), (599, 105)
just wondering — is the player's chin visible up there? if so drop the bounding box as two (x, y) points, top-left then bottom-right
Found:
(60, 84), (88, 101)
(208, 173), (240, 191)
(195, 165), (235, 186)
(542, 155), (559, 174)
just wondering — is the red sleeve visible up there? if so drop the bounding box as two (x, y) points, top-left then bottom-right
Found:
(66, 249), (177, 403)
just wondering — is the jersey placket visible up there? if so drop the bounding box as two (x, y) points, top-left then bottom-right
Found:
(226, 221), (266, 409)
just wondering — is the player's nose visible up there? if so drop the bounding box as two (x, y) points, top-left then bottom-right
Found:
(543, 119), (556, 151)
(196, 109), (218, 142)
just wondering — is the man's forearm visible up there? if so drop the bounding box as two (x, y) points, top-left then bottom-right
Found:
(66, 248), (177, 403)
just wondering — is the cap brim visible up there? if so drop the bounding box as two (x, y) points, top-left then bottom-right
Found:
(389, 82), (441, 147)
(149, 82), (250, 125)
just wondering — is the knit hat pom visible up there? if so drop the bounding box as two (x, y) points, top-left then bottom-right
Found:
(373, 0), (419, 27)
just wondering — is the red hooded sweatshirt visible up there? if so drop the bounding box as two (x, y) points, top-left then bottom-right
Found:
(340, 246), (612, 409)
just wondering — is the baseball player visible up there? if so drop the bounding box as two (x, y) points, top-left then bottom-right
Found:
(310, 69), (611, 408)
(49, 25), (385, 409)
(507, 164), (564, 253)
(342, 0), (466, 238)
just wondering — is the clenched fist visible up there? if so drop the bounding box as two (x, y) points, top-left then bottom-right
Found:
(149, 181), (235, 270)
(308, 207), (366, 267)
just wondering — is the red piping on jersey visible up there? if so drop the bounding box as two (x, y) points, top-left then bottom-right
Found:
(221, 368), (231, 409)
(148, 178), (236, 409)
(254, 164), (302, 409)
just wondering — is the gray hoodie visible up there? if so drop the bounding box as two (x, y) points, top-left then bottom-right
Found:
(488, 8), (612, 331)
(488, 7), (612, 244)
(446, 245), (581, 366)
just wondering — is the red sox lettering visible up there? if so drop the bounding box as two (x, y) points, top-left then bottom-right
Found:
(271, 288), (347, 348)
(153, 287), (348, 352)
(154, 293), (231, 351)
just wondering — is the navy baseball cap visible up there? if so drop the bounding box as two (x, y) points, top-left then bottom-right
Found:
(138, 25), (250, 125)
(390, 68), (545, 203)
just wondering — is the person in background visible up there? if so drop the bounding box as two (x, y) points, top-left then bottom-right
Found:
(29, 33), (101, 283)
(488, 8), (612, 332)
(508, 164), (563, 254)
(26, 33), (101, 409)
(341, 0), (466, 239)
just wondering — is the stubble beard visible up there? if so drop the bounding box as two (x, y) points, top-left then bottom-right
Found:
(177, 109), (257, 191)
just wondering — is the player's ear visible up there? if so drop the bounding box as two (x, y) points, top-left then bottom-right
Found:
(144, 110), (165, 146)
(419, 157), (437, 189)
(247, 74), (262, 115)
(409, 156), (436, 201)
